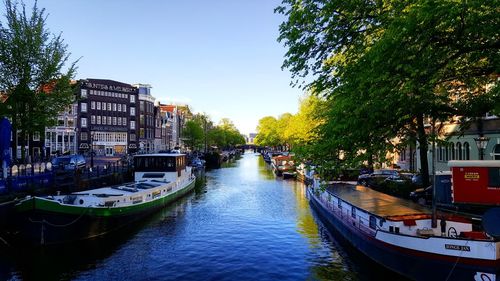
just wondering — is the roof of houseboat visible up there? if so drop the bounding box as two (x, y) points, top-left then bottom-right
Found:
(326, 184), (430, 219)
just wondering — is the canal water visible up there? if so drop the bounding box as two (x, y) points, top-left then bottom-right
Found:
(0, 152), (406, 281)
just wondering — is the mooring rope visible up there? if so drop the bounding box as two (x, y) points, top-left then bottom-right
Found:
(29, 206), (90, 228)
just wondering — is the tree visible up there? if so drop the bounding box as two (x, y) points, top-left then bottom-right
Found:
(277, 0), (499, 184)
(182, 120), (204, 151)
(254, 116), (280, 148)
(0, 0), (77, 161)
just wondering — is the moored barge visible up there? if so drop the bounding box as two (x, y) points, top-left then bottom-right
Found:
(308, 160), (500, 280)
(14, 153), (196, 246)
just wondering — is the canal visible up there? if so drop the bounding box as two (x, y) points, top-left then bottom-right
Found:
(0, 152), (406, 281)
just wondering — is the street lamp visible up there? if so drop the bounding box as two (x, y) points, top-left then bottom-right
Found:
(90, 132), (95, 168)
(474, 136), (489, 160)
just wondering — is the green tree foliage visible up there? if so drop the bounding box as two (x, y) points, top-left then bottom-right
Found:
(185, 114), (245, 151)
(284, 93), (326, 147)
(254, 116), (280, 147)
(255, 93), (326, 152)
(182, 120), (204, 151)
(0, 0), (77, 161)
(277, 0), (499, 183)
(208, 118), (245, 149)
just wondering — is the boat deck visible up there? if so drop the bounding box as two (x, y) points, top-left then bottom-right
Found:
(73, 181), (164, 196)
(326, 183), (431, 219)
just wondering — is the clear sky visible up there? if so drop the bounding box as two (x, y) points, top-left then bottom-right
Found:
(10, 0), (304, 135)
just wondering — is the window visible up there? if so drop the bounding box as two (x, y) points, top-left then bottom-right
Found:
(140, 115), (144, 125)
(438, 145), (443, 162)
(494, 144), (500, 160)
(130, 95), (135, 103)
(81, 118), (87, 128)
(351, 206), (356, 219)
(102, 116), (106, 125)
(107, 103), (111, 111)
(489, 168), (500, 188)
(113, 103), (117, 111)
(113, 117), (117, 125)
(107, 116), (111, 125)
(102, 102), (106, 111)
(32, 131), (40, 141)
(450, 143), (455, 160)
(97, 116), (101, 125)
(464, 142), (470, 160)
(445, 144), (449, 161)
(91, 115), (96, 124)
(130, 107), (135, 116)
(457, 142), (462, 160)
(80, 132), (87, 141)
(81, 103), (87, 113)
(123, 104), (127, 113)
(97, 102), (101, 110)
(118, 104), (122, 112)
(130, 134), (136, 141)
(81, 89), (87, 98)
(140, 128), (145, 138)
(369, 216), (377, 230)
(140, 101), (145, 112)
(91, 101), (95, 110)
(130, 120), (136, 129)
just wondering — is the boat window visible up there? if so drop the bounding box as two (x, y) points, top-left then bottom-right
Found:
(142, 173), (165, 178)
(489, 168), (500, 188)
(351, 206), (356, 218)
(134, 156), (176, 172)
(338, 199), (342, 209)
(369, 216), (377, 230)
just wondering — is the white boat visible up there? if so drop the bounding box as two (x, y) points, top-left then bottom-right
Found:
(15, 153), (196, 245)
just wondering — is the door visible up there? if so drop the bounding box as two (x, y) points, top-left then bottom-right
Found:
(105, 147), (114, 156)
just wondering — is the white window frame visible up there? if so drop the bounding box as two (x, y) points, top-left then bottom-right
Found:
(130, 120), (136, 129)
(81, 117), (87, 128)
(81, 102), (87, 113)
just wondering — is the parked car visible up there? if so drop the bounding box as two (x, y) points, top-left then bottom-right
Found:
(357, 169), (400, 187)
(51, 154), (86, 171)
(409, 185), (433, 205)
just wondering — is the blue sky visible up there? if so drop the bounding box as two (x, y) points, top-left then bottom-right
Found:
(11, 0), (304, 134)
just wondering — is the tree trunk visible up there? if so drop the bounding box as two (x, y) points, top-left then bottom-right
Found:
(416, 114), (430, 187)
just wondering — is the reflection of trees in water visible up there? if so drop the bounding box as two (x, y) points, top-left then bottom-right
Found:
(257, 156), (276, 180)
(289, 183), (358, 280)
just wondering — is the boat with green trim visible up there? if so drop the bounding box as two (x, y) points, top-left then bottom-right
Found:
(14, 153), (196, 246)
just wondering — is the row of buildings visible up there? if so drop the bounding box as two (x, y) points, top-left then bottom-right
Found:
(40, 78), (192, 158)
(395, 115), (500, 172)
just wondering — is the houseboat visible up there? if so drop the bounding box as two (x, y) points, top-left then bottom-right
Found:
(14, 153), (196, 246)
(308, 160), (499, 280)
(271, 154), (295, 177)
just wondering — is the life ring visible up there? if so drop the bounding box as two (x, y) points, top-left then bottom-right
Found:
(447, 227), (458, 237)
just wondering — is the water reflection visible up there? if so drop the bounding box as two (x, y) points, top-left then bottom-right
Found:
(0, 152), (405, 281)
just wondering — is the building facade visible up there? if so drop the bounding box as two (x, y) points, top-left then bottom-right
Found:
(76, 79), (138, 156)
(134, 84), (155, 153)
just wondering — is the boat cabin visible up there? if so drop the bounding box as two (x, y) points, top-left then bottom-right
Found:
(134, 154), (188, 182)
(448, 160), (500, 206)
